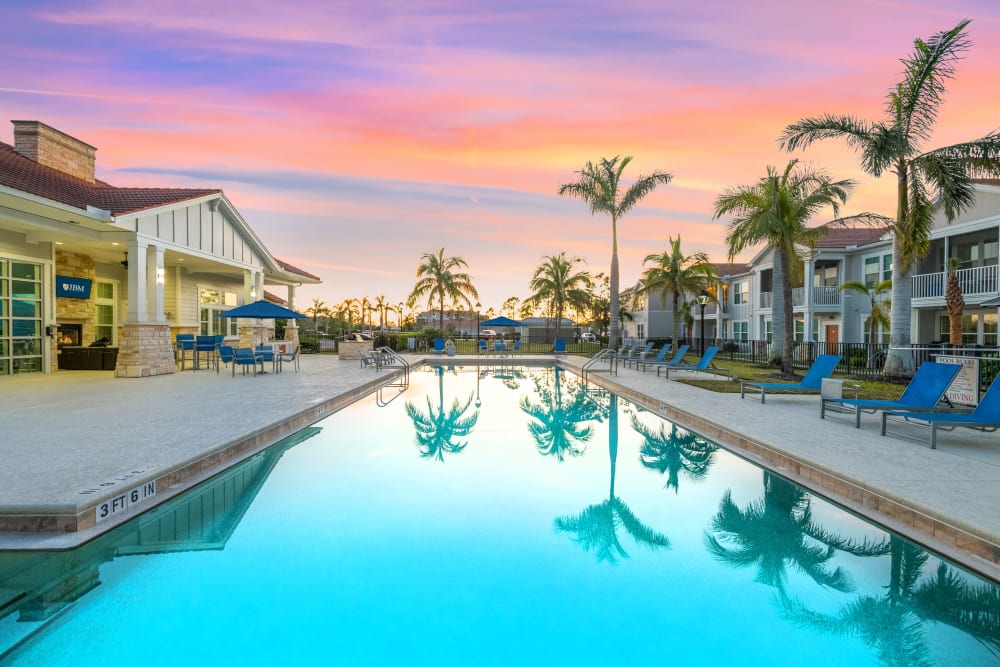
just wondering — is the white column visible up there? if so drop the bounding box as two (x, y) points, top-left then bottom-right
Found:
(126, 239), (148, 323)
(804, 257), (815, 343)
(147, 245), (165, 322)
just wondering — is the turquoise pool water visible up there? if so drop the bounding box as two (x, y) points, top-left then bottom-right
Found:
(1, 366), (998, 666)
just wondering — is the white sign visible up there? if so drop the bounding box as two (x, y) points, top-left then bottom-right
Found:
(96, 480), (156, 523)
(935, 354), (980, 406)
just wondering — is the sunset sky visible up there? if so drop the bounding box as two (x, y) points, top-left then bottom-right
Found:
(3, 0), (999, 314)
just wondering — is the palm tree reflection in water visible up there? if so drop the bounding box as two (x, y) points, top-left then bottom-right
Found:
(554, 394), (671, 564)
(780, 536), (1000, 667)
(520, 368), (601, 461)
(405, 366), (479, 462)
(633, 414), (718, 493)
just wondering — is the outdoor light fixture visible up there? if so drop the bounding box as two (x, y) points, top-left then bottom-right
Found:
(698, 289), (710, 356)
(156, 267), (165, 285)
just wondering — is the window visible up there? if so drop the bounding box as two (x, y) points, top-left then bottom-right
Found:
(199, 289), (239, 336)
(882, 254), (892, 282)
(985, 313), (998, 347)
(733, 281), (749, 305)
(94, 280), (117, 344)
(937, 313), (980, 346)
(636, 323), (645, 339)
(763, 319), (772, 343)
(864, 253), (892, 288)
(1, 259), (43, 375)
(733, 321), (749, 341)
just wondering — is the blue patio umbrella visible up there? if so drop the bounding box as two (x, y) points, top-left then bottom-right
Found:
(479, 316), (523, 328)
(220, 300), (306, 345)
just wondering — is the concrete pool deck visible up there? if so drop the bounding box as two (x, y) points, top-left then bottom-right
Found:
(1, 353), (998, 582)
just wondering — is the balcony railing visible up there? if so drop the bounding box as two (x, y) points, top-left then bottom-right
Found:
(912, 264), (999, 299)
(759, 292), (772, 309)
(763, 287), (842, 308)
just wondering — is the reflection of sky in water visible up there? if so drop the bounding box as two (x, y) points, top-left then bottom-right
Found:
(3, 366), (998, 666)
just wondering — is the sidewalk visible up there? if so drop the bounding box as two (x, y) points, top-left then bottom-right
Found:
(1, 353), (998, 581)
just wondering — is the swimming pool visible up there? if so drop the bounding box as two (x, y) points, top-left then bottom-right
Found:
(1, 366), (998, 665)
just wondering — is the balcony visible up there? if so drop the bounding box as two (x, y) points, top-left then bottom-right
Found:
(911, 264), (999, 299)
(762, 288), (841, 309)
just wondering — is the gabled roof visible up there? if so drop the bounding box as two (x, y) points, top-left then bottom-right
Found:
(0, 140), (219, 215)
(274, 258), (321, 282)
(710, 262), (751, 277)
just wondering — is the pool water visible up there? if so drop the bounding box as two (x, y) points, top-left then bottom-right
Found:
(1, 366), (998, 666)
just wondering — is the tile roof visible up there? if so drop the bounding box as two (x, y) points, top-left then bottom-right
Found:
(813, 226), (889, 248)
(274, 258), (321, 281)
(0, 140), (219, 215)
(711, 262), (750, 276)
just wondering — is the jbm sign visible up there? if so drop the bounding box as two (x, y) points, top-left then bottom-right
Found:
(56, 275), (92, 299)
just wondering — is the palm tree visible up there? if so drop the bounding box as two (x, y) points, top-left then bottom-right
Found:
(526, 253), (592, 343)
(338, 298), (359, 334)
(407, 248), (479, 333)
(780, 19), (1000, 376)
(373, 294), (390, 334)
(305, 298), (328, 330)
(404, 367), (479, 462)
(637, 236), (716, 352)
(946, 257), (966, 346)
(501, 296), (520, 320)
(714, 160), (854, 374)
(554, 394), (671, 563)
(839, 279), (892, 346)
(558, 156), (673, 350)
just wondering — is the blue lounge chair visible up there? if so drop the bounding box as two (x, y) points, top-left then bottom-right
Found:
(881, 374), (1000, 449)
(740, 354), (843, 403)
(431, 337), (445, 355)
(625, 341), (655, 367)
(821, 361), (961, 428)
(553, 338), (566, 356)
(659, 346), (725, 379)
(232, 347), (263, 376)
(636, 344), (672, 371)
(617, 341), (638, 360)
(479, 339), (489, 355)
(642, 344), (687, 372)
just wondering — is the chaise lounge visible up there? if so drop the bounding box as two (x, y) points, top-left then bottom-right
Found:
(740, 354), (842, 403)
(881, 374), (1000, 449)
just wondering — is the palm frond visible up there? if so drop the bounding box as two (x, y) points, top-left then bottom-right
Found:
(779, 114), (875, 156)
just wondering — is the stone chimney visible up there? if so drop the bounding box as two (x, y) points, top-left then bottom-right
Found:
(12, 120), (97, 183)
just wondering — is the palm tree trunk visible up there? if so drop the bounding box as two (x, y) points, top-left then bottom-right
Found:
(885, 234), (915, 377)
(781, 251), (795, 374)
(771, 248), (786, 368)
(671, 290), (681, 351)
(609, 215), (620, 350)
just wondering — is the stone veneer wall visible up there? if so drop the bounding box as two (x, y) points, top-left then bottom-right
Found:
(115, 323), (175, 378)
(55, 251), (96, 345)
(13, 120), (97, 183)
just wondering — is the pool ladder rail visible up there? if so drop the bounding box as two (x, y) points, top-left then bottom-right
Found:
(582, 347), (618, 381)
(374, 346), (410, 406)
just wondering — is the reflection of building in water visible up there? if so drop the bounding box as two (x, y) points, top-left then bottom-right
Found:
(0, 427), (320, 648)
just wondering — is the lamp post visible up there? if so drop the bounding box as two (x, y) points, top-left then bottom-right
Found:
(398, 303), (405, 329)
(697, 290), (710, 356)
(475, 302), (481, 353)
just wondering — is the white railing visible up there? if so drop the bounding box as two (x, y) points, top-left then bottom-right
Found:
(814, 286), (841, 305)
(911, 265), (999, 299)
(728, 303), (751, 320)
(759, 292), (773, 309)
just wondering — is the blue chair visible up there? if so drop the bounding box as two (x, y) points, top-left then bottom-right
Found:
(741, 354), (843, 403)
(637, 344), (673, 371)
(512, 339), (522, 355)
(216, 345), (236, 374)
(882, 375), (1000, 449)
(359, 349), (378, 369)
(175, 334), (195, 370)
(479, 339), (489, 355)
(431, 338), (445, 354)
(494, 340), (508, 356)
(659, 346), (725, 379)
(232, 347), (263, 376)
(256, 345), (276, 372)
(625, 341), (656, 367)
(821, 361), (961, 428)
(553, 338), (566, 356)
(194, 335), (218, 371)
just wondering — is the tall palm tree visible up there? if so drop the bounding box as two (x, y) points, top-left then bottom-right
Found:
(373, 294), (390, 333)
(714, 160), (854, 374)
(558, 156), (673, 350)
(407, 248), (479, 333)
(501, 296), (520, 320)
(554, 394), (671, 564)
(839, 279), (892, 346)
(338, 298), (359, 334)
(945, 257), (966, 346)
(526, 252), (592, 343)
(637, 236), (716, 351)
(780, 19), (1000, 376)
